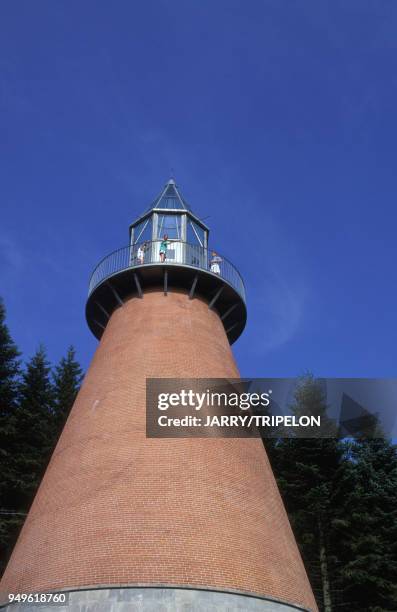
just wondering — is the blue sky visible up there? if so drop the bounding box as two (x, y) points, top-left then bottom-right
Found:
(1, 1), (396, 378)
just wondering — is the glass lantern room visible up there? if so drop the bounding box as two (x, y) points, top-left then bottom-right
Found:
(129, 179), (209, 266)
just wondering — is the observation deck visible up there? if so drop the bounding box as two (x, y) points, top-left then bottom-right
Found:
(86, 239), (247, 344)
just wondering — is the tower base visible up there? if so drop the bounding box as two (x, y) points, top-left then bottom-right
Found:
(2, 586), (312, 611)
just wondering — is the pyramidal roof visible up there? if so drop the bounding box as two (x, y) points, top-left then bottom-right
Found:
(132, 178), (209, 232)
(145, 178), (192, 213)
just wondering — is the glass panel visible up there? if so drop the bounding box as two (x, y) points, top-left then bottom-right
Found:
(156, 184), (188, 210)
(187, 219), (205, 247)
(162, 196), (180, 209)
(157, 214), (182, 239)
(132, 217), (152, 244)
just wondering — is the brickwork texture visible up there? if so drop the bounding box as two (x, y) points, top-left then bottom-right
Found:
(1, 290), (318, 611)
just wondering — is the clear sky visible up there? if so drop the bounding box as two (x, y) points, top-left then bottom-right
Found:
(1, 1), (396, 378)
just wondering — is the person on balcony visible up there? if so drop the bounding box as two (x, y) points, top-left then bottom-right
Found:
(137, 242), (147, 265)
(159, 234), (169, 262)
(210, 251), (222, 274)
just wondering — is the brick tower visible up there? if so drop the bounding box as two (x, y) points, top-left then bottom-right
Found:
(1, 180), (318, 611)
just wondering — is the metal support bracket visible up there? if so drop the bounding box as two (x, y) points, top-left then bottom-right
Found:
(208, 286), (224, 310)
(189, 274), (199, 299)
(133, 272), (143, 298)
(221, 303), (238, 321)
(164, 269), (168, 296)
(107, 281), (123, 306)
(95, 301), (110, 319)
(225, 322), (239, 335)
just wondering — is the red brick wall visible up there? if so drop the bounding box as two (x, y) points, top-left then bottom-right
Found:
(1, 290), (317, 611)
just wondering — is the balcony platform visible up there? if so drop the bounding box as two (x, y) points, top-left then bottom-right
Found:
(86, 242), (247, 345)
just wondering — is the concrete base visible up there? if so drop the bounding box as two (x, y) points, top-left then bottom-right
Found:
(2, 587), (312, 612)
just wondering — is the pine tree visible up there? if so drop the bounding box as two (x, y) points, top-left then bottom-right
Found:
(274, 375), (343, 611)
(12, 346), (55, 508)
(52, 346), (83, 440)
(0, 343), (84, 576)
(0, 299), (22, 573)
(332, 439), (397, 611)
(0, 299), (20, 418)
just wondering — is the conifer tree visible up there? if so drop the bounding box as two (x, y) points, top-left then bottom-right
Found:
(12, 346), (55, 507)
(0, 299), (22, 572)
(332, 438), (397, 611)
(52, 346), (83, 440)
(274, 375), (342, 612)
(0, 299), (20, 418)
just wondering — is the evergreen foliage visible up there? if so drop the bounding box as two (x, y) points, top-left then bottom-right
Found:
(332, 439), (397, 611)
(12, 346), (56, 509)
(271, 376), (342, 611)
(52, 346), (83, 438)
(0, 300), (22, 571)
(268, 376), (397, 612)
(0, 300), (84, 575)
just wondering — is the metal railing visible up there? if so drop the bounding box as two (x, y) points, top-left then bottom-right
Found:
(88, 240), (246, 302)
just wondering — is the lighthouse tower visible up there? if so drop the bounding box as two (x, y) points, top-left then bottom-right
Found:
(1, 180), (318, 611)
